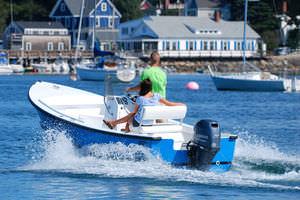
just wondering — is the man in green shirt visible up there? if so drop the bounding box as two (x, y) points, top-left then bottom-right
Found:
(126, 52), (167, 98)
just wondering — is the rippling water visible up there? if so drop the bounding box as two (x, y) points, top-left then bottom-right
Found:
(0, 74), (299, 199)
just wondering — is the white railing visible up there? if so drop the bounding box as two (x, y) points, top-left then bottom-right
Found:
(156, 50), (259, 58)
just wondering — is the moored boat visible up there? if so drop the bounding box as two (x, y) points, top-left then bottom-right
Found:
(208, 0), (300, 92)
(0, 54), (13, 74)
(75, 49), (136, 82)
(208, 68), (292, 91)
(29, 81), (238, 173)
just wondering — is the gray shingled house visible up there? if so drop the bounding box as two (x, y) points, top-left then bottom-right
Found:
(3, 21), (70, 52)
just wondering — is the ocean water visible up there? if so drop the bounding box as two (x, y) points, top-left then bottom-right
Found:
(0, 74), (299, 199)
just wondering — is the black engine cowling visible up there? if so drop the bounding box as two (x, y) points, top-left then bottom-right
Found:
(187, 120), (221, 170)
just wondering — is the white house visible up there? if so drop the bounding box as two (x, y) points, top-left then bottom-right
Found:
(118, 15), (262, 58)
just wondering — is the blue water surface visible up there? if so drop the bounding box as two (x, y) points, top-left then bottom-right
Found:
(0, 74), (299, 199)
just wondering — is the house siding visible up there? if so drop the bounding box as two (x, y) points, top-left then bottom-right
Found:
(50, 0), (121, 49)
(23, 35), (70, 51)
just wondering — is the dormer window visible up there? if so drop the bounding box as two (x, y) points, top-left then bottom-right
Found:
(61, 3), (65, 12)
(185, 24), (221, 35)
(101, 3), (107, 12)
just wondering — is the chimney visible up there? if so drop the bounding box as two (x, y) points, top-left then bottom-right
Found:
(215, 10), (220, 22)
(283, 1), (287, 14)
(165, 0), (169, 10)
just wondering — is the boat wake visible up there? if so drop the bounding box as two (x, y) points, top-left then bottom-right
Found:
(21, 129), (300, 191)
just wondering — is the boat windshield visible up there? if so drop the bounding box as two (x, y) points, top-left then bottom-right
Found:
(104, 74), (114, 115)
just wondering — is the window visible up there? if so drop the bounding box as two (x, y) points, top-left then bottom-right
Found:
(26, 42), (32, 51)
(121, 28), (128, 35)
(166, 41), (170, 50)
(210, 41), (214, 50)
(189, 41), (194, 51)
(172, 41), (177, 50)
(95, 17), (100, 27)
(237, 41), (241, 50)
(101, 3), (107, 12)
(58, 42), (64, 51)
(131, 27), (135, 33)
(108, 18), (113, 28)
(224, 41), (228, 50)
(25, 30), (32, 35)
(48, 42), (54, 51)
(59, 31), (66, 35)
(39, 30), (43, 35)
(61, 3), (65, 12)
(203, 41), (208, 50)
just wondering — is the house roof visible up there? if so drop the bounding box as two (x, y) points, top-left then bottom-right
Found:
(64, 0), (92, 16)
(14, 21), (65, 29)
(139, 16), (260, 39)
(61, 0), (121, 16)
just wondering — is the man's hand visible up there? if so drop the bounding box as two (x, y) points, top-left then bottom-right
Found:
(126, 87), (131, 92)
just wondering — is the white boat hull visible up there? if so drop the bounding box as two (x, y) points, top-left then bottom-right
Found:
(10, 64), (24, 73)
(0, 64), (13, 74)
(76, 66), (136, 82)
(76, 66), (109, 81)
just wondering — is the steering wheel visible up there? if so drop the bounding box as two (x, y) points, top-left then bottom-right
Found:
(126, 93), (138, 104)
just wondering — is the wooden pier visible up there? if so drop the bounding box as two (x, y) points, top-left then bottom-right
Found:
(5, 49), (93, 62)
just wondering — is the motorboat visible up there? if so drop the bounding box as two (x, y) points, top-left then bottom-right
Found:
(28, 80), (238, 173)
(31, 62), (52, 73)
(10, 58), (25, 73)
(10, 63), (25, 73)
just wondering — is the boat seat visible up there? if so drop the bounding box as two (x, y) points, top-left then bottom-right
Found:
(132, 105), (187, 134)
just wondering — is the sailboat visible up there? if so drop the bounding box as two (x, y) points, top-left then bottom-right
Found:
(6, 0), (24, 73)
(208, 0), (299, 92)
(74, 0), (136, 82)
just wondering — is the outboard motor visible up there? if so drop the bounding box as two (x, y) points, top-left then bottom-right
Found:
(187, 120), (221, 170)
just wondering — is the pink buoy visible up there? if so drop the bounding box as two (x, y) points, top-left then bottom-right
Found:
(186, 81), (199, 90)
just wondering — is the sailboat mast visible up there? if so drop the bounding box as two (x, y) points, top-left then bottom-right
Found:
(242, 0), (248, 73)
(75, 0), (85, 61)
(92, 0), (96, 49)
(10, 0), (14, 25)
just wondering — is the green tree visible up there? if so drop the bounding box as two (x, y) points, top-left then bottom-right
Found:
(0, 0), (57, 32)
(0, 0), (10, 32)
(230, 0), (279, 51)
(261, 30), (280, 50)
(113, 0), (143, 22)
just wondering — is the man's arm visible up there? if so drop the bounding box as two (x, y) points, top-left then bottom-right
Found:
(126, 82), (141, 92)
